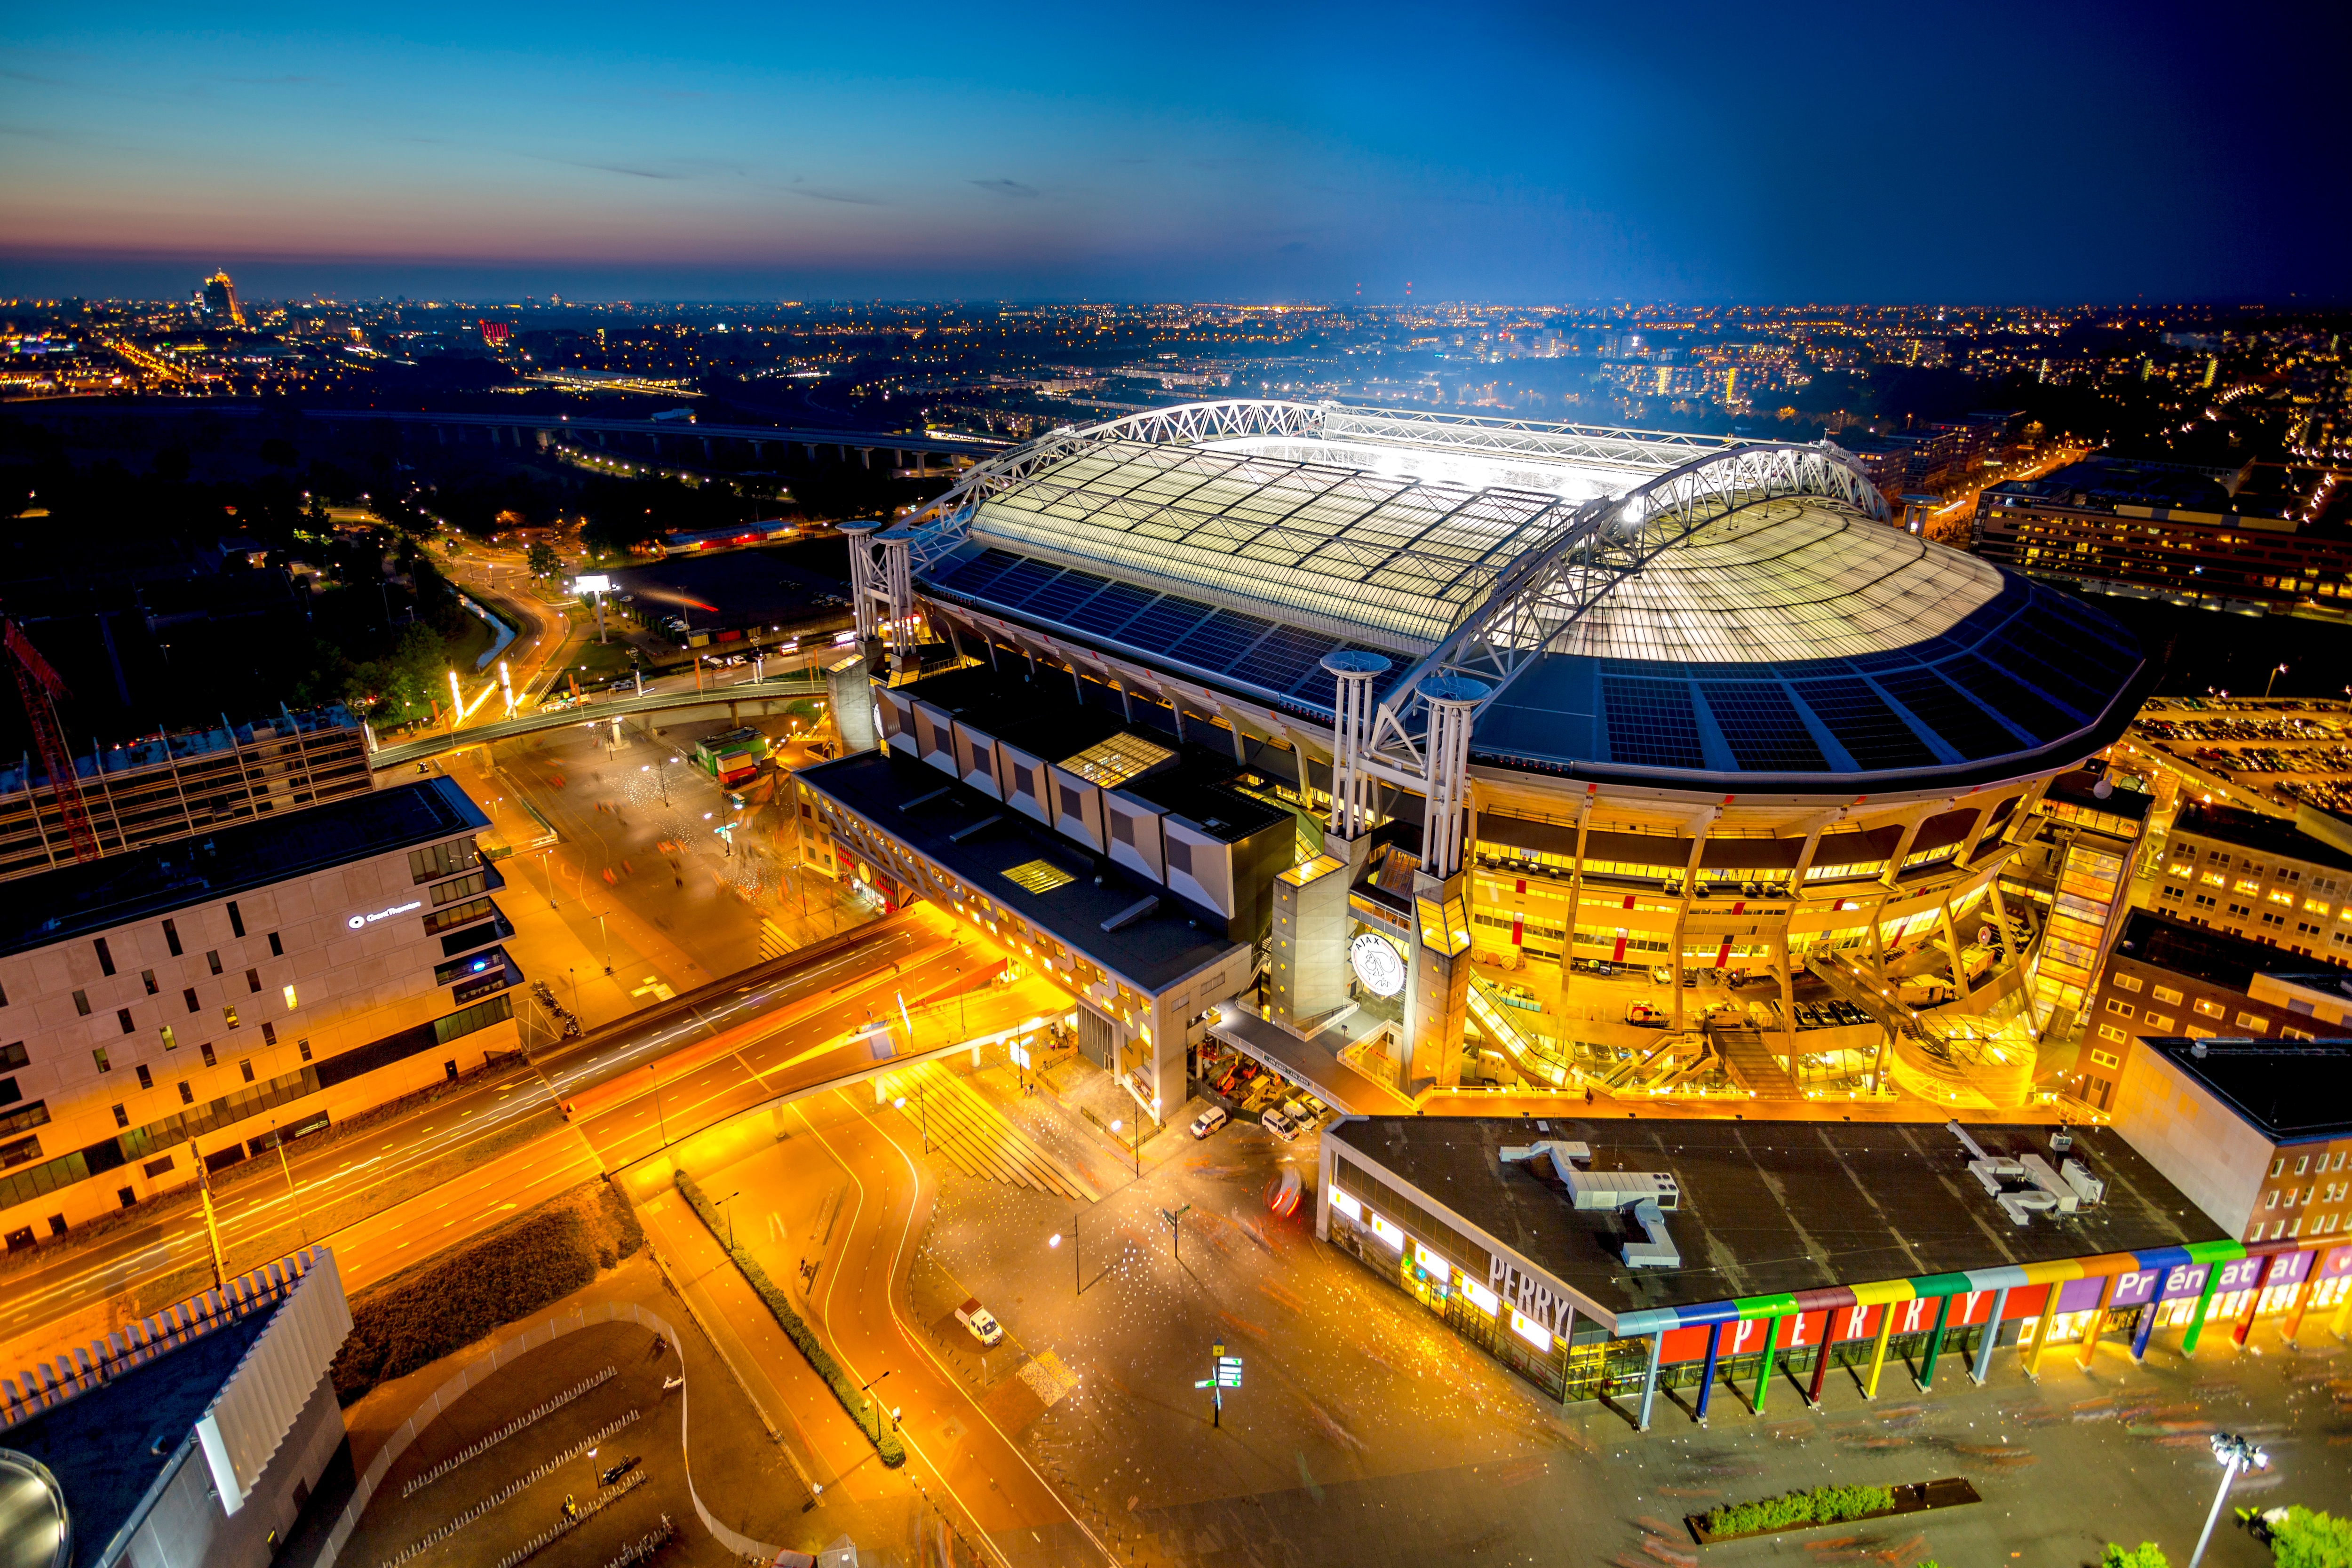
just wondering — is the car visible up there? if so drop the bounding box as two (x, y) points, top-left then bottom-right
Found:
(1650, 965), (1676, 986)
(1190, 1106), (1229, 1139)
(1261, 1106), (1301, 1140)
(1625, 1002), (1668, 1028)
(954, 1297), (1004, 1347)
(1279, 1097), (1318, 1132)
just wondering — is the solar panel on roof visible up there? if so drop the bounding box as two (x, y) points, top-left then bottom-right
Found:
(1791, 678), (1939, 770)
(1938, 653), (2084, 743)
(985, 558), (1065, 607)
(1601, 676), (1707, 771)
(1698, 682), (1828, 772)
(1232, 626), (1341, 694)
(1063, 581), (1158, 637)
(1170, 611), (1276, 670)
(1871, 667), (2027, 760)
(1120, 597), (1212, 648)
(1023, 568), (1113, 620)
(1984, 627), (2114, 716)
(933, 548), (1026, 597)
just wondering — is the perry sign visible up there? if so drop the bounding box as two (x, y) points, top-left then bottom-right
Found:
(347, 900), (423, 930)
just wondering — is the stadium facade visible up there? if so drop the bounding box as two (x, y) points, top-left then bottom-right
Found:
(797, 401), (2151, 1122)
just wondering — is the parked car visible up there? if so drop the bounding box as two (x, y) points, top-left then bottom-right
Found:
(1190, 1106), (1229, 1139)
(1625, 1002), (1668, 1028)
(1279, 1097), (1317, 1133)
(1261, 1106), (1301, 1140)
(1650, 965), (1676, 986)
(954, 1298), (1003, 1347)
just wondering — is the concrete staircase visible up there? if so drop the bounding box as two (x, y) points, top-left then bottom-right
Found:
(1708, 1027), (1805, 1100)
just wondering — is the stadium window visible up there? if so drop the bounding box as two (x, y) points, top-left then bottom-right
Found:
(94, 938), (115, 977)
(206, 951), (222, 976)
(177, 1082), (194, 1106)
(199, 1042), (216, 1067)
(135, 1065), (152, 1090)
(262, 1022), (276, 1045)
(91, 1048), (110, 1074)
(245, 969), (261, 994)
(283, 985), (298, 1011)
(226, 901), (245, 938)
(223, 1005), (239, 1029)
(183, 988), (199, 1013)
(141, 969), (158, 995)
(72, 990), (89, 1017)
(267, 932), (283, 957)
(159, 1025), (175, 1051)
(162, 919), (182, 956)
(116, 1008), (133, 1035)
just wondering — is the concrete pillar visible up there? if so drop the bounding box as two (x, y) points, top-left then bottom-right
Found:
(1636, 1332), (1663, 1430)
(1694, 1321), (1724, 1425)
(1320, 652), (1390, 839)
(842, 525), (879, 644)
(1417, 676), (1487, 879)
(1972, 1286), (2010, 1384)
(858, 446), (872, 469)
(1917, 1293), (1955, 1389)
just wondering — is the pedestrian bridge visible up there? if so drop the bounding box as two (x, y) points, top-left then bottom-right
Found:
(367, 676), (830, 771)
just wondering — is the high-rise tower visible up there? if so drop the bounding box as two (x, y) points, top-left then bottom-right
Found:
(201, 270), (246, 327)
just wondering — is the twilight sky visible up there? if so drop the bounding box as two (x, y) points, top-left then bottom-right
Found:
(2, 0), (2342, 304)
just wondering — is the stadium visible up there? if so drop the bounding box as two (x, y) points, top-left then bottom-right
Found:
(798, 401), (2151, 1121)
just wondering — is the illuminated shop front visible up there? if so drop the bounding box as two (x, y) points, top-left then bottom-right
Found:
(1319, 1115), (2346, 1428)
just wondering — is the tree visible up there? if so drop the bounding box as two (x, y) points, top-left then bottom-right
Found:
(2270, 1507), (2352, 1568)
(527, 541), (561, 578)
(2104, 1545), (2171, 1568)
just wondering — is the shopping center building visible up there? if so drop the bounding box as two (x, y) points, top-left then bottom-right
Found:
(803, 400), (2155, 1121)
(0, 777), (522, 1249)
(1316, 1114), (2350, 1423)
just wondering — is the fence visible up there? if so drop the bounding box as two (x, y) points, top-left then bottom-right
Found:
(318, 1299), (793, 1566)
(0, 1247), (328, 1431)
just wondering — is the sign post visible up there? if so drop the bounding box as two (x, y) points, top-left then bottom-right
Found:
(1194, 1340), (1242, 1427)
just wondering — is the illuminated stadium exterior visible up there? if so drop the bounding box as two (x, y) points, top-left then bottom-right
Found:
(806, 401), (2152, 1119)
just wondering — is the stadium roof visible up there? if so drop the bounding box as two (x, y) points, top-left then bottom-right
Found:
(896, 401), (2146, 790)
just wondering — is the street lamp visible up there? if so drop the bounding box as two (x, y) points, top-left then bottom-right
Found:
(715, 1189), (742, 1250)
(858, 1369), (893, 1434)
(270, 1118), (310, 1246)
(2188, 1433), (2268, 1568)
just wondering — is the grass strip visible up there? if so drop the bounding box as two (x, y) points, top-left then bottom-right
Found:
(675, 1168), (905, 1467)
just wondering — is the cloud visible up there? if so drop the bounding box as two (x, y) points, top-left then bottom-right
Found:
(779, 186), (883, 206)
(971, 178), (1039, 199)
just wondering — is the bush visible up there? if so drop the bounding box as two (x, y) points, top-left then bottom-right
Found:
(676, 1169), (905, 1467)
(1702, 1483), (1897, 1536)
(331, 1179), (643, 1405)
(2104, 1546), (2171, 1568)
(2270, 1508), (2352, 1568)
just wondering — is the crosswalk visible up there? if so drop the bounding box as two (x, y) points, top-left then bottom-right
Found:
(876, 1062), (1095, 1201)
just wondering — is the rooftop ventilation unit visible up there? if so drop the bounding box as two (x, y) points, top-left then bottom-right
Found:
(1502, 1139), (1682, 1270)
(1948, 1121), (2103, 1226)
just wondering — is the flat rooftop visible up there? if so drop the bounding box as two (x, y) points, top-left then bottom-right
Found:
(1331, 1116), (2220, 1329)
(2139, 1037), (2352, 1143)
(2171, 800), (2352, 874)
(1, 1299), (278, 1559)
(2113, 908), (2336, 995)
(0, 777), (488, 958)
(799, 748), (1243, 994)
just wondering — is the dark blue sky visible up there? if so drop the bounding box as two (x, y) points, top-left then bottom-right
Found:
(2, 0), (2342, 303)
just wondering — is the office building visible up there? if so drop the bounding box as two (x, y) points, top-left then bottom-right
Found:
(0, 778), (521, 1249)
(1314, 1114), (2342, 1424)
(1974, 457), (2352, 612)
(814, 400), (2153, 1122)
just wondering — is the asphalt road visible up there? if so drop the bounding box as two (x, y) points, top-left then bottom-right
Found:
(0, 918), (978, 1359)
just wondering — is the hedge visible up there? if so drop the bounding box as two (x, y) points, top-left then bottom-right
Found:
(331, 1179), (643, 1405)
(1702, 1484), (1896, 1537)
(675, 1168), (905, 1467)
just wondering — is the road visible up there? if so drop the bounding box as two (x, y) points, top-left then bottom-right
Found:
(635, 1083), (1107, 1567)
(0, 914), (995, 1361)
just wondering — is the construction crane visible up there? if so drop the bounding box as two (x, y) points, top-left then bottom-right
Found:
(4, 619), (100, 862)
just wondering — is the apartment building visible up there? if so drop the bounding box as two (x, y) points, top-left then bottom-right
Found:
(2153, 800), (2352, 963)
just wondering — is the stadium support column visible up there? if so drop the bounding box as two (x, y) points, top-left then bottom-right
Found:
(843, 524), (880, 653)
(1272, 653), (1392, 1034)
(880, 535), (916, 673)
(1405, 677), (1487, 1092)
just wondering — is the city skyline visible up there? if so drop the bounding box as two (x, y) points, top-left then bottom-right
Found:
(4, 0), (2348, 304)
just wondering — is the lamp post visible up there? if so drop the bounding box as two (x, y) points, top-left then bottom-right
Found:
(270, 1118), (310, 1246)
(2188, 1432), (2268, 1568)
(2265, 662), (2288, 698)
(715, 1189), (741, 1250)
(858, 1369), (892, 1435)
